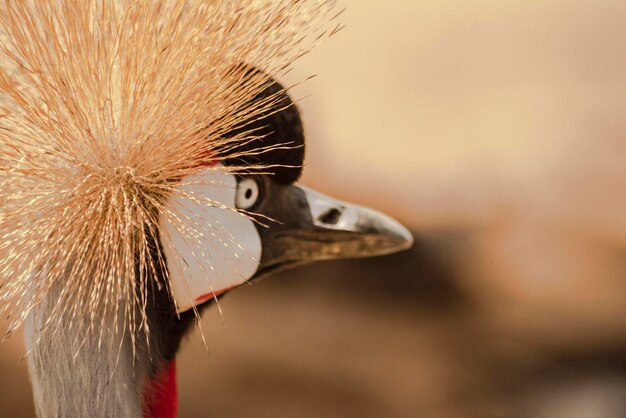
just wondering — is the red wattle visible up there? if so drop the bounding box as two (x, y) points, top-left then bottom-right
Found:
(143, 360), (178, 418)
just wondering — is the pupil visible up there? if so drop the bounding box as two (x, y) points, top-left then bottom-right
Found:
(245, 188), (253, 199)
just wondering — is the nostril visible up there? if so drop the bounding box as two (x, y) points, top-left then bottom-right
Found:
(318, 207), (342, 225)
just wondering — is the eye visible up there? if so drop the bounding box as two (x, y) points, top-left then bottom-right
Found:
(235, 178), (260, 210)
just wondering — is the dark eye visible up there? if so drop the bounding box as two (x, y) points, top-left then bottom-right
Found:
(235, 178), (260, 210)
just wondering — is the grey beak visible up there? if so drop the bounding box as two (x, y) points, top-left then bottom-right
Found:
(255, 182), (413, 276)
(300, 185), (414, 259)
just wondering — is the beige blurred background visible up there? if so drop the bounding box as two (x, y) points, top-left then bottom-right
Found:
(3, 1), (626, 417)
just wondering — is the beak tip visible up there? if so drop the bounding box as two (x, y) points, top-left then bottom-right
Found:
(385, 221), (414, 254)
(398, 226), (414, 250)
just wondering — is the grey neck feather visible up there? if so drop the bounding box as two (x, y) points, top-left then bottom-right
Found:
(24, 287), (151, 418)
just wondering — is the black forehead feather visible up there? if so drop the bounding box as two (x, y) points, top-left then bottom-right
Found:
(220, 68), (305, 185)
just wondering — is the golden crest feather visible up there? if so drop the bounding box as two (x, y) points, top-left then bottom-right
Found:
(0, 0), (339, 344)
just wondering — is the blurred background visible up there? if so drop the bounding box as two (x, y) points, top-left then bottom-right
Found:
(3, 1), (626, 417)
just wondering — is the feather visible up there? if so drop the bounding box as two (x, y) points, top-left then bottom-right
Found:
(0, 0), (338, 348)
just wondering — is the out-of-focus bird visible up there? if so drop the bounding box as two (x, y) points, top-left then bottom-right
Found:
(0, 1), (412, 417)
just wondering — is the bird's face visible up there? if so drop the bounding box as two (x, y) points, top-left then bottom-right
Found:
(158, 75), (413, 314)
(161, 165), (413, 313)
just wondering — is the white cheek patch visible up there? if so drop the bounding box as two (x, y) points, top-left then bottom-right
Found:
(159, 165), (261, 313)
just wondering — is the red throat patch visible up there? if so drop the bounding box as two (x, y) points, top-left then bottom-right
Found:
(144, 361), (178, 418)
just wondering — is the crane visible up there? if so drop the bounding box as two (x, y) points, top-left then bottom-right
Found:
(0, 2), (412, 417)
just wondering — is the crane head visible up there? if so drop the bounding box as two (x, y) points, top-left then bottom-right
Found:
(161, 73), (413, 313)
